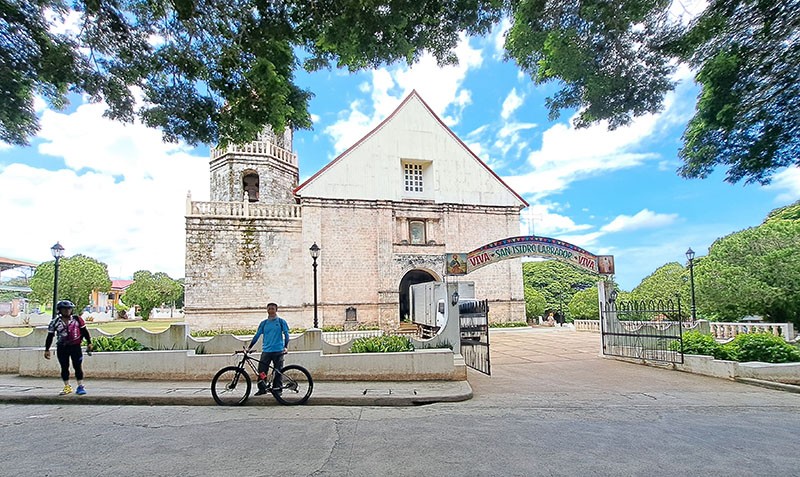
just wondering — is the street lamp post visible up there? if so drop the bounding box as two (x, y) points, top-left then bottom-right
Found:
(50, 242), (65, 319)
(309, 242), (320, 329)
(686, 247), (697, 322)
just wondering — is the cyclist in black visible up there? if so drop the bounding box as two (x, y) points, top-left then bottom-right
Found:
(44, 300), (93, 395)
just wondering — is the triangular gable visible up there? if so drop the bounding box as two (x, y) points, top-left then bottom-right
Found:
(295, 91), (528, 208)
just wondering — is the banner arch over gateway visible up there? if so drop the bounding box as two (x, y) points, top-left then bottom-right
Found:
(451, 236), (614, 276)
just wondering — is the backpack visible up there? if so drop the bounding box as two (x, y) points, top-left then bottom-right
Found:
(66, 316), (85, 345)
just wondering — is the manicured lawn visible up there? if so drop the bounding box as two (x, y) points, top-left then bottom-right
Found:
(89, 319), (181, 334)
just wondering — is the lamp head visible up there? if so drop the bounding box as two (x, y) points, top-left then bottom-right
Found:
(685, 247), (695, 261)
(609, 290), (618, 304)
(309, 242), (320, 259)
(51, 242), (65, 259)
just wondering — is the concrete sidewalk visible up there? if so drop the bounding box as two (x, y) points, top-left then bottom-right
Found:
(0, 374), (472, 407)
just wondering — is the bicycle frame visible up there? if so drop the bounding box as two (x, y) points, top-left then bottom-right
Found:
(234, 349), (281, 385)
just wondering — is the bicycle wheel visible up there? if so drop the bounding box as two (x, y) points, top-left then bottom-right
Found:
(272, 364), (313, 405)
(211, 366), (251, 406)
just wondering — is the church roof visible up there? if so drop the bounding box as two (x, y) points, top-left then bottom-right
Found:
(294, 90), (528, 208)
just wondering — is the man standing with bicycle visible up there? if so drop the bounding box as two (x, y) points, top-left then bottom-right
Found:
(247, 302), (290, 395)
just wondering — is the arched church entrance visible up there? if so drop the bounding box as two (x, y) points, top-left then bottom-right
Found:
(398, 270), (436, 321)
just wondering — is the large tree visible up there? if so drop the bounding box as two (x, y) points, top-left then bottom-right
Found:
(29, 254), (111, 311)
(522, 260), (601, 315)
(5, 1), (796, 185)
(121, 270), (183, 319)
(505, 0), (799, 185)
(629, 262), (689, 316)
(567, 286), (599, 320)
(695, 203), (800, 325)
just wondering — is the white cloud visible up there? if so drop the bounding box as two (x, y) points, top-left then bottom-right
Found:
(490, 18), (512, 59)
(324, 35), (484, 155)
(503, 107), (664, 200)
(765, 167), (800, 203)
(501, 88), (524, 120)
(601, 209), (679, 233)
(520, 203), (592, 237)
(0, 102), (209, 279)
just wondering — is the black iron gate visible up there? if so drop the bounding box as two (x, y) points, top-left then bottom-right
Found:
(459, 299), (490, 375)
(601, 298), (684, 364)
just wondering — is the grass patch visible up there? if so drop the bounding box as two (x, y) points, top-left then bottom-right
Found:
(489, 321), (529, 328)
(0, 327), (34, 336)
(89, 319), (181, 334)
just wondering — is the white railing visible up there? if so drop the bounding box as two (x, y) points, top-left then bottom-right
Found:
(577, 318), (796, 342)
(574, 320), (600, 332)
(187, 201), (302, 219)
(709, 322), (795, 342)
(211, 141), (297, 167)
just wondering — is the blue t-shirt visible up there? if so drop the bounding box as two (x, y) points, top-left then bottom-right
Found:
(250, 316), (290, 352)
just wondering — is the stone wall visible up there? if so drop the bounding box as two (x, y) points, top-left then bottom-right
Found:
(184, 215), (304, 330)
(302, 198), (526, 327)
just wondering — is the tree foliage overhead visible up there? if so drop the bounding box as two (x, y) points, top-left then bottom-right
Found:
(121, 270), (182, 319)
(28, 254), (111, 311)
(1, 0), (499, 147)
(5, 0), (796, 183)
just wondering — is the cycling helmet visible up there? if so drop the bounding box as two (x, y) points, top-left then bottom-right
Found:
(56, 300), (75, 310)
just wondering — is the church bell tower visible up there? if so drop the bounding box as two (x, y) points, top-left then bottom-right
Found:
(209, 128), (298, 204)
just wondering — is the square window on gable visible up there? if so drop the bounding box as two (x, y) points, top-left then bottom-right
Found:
(403, 162), (424, 193)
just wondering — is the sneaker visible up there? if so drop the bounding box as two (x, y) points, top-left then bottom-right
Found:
(59, 384), (72, 395)
(76, 385), (86, 395)
(254, 389), (268, 396)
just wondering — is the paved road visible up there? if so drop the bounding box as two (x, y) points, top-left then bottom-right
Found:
(3, 328), (799, 476)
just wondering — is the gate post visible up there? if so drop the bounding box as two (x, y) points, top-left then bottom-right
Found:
(444, 281), (463, 357)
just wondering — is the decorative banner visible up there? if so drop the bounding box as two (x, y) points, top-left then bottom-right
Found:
(445, 253), (468, 275)
(465, 236), (601, 274)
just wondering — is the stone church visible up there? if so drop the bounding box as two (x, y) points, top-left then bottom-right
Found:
(184, 91), (528, 330)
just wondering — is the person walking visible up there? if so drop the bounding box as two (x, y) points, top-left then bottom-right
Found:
(247, 302), (290, 395)
(44, 300), (93, 395)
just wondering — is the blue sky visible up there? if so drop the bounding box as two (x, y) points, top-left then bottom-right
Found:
(1, 22), (798, 291)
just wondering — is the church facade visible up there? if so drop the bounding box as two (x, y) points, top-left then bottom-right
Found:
(184, 91), (528, 330)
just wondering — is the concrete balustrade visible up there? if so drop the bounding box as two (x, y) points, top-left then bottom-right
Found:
(0, 326), (465, 381)
(709, 322), (795, 341)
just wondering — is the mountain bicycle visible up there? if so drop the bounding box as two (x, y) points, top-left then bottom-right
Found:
(211, 348), (313, 406)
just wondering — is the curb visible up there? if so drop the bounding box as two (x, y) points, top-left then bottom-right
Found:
(0, 381), (473, 407)
(734, 377), (800, 394)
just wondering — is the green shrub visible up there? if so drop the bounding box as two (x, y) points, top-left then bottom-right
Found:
(416, 340), (454, 350)
(91, 335), (147, 352)
(669, 331), (730, 360)
(489, 321), (528, 328)
(350, 335), (414, 353)
(724, 333), (800, 363)
(321, 325), (343, 332)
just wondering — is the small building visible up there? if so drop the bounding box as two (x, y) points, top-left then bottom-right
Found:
(91, 279), (134, 312)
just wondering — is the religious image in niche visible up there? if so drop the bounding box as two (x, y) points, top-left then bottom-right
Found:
(446, 253), (467, 275)
(597, 255), (615, 275)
